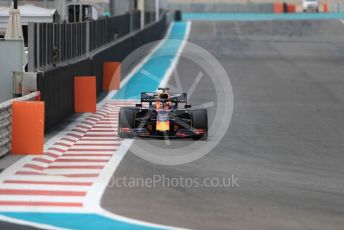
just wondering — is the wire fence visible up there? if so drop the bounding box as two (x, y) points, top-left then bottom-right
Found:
(0, 91), (40, 158)
(28, 10), (144, 72)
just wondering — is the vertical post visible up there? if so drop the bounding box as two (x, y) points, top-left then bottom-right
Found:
(155, 0), (160, 21)
(138, 0), (145, 29)
(59, 23), (62, 62)
(28, 22), (35, 72)
(129, 0), (134, 33)
(86, 20), (90, 56)
(44, 23), (48, 67)
(13, 0), (18, 9)
(36, 23), (40, 71)
(130, 11), (133, 32)
(79, 3), (83, 22)
(110, 0), (114, 16)
(60, 0), (66, 22)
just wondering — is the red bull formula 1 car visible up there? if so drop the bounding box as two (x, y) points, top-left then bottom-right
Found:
(118, 88), (208, 139)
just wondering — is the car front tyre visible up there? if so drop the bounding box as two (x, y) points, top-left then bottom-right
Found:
(191, 110), (208, 140)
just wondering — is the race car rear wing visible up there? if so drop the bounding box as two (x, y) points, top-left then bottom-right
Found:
(141, 92), (187, 103)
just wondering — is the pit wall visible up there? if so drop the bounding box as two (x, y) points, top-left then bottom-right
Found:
(37, 13), (169, 131)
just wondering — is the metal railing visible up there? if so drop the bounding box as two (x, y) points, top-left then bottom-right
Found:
(0, 91), (40, 158)
(329, 3), (344, 12)
(89, 13), (132, 51)
(28, 11), (141, 72)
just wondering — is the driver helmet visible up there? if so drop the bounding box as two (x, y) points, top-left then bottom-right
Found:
(157, 89), (171, 102)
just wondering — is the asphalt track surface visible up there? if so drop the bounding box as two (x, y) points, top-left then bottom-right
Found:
(0, 221), (39, 230)
(183, 12), (344, 21)
(102, 20), (344, 230)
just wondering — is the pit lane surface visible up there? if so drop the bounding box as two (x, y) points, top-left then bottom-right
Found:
(102, 20), (344, 230)
(0, 221), (39, 230)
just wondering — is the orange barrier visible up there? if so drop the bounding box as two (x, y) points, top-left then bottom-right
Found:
(11, 101), (45, 155)
(74, 76), (96, 113)
(287, 4), (296, 13)
(103, 62), (121, 91)
(323, 4), (328, 13)
(274, 2), (284, 14)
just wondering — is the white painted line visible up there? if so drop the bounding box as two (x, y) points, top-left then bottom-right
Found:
(65, 151), (116, 154)
(42, 169), (103, 174)
(0, 207), (89, 213)
(66, 145), (118, 149)
(83, 139), (183, 229)
(0, 196), (86, 203)
(49, 162), (107, 166)
(78, 139), (120, 142)
(76, 138), (117, 141)
(5, 175), (96, 183)
(0, 184), (91, 191)
(83, 22), (192, 230)
(119, 23), (175, 89)
(159, 21), (192, 88)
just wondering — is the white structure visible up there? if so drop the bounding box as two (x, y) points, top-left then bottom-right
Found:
(5, 3), (23, 39)
(0, 5), (57, 30)
(0, 40), (24, 102)
(136, 0), (167, 28)
(0, 1), (107, 24)
(303, 0), (319, 12)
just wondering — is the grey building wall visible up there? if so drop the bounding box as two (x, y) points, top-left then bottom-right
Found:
(0, 40), (24, 102)
(110, 0), (136, 16)
(145, 0), (156, 12)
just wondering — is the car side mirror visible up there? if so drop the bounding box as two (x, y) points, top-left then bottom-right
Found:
(185, 105), (191, 109)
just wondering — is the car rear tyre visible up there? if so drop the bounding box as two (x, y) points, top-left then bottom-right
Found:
(191, 110), (208, 140)
(118, 107), (136, 138)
